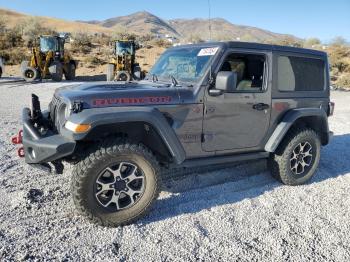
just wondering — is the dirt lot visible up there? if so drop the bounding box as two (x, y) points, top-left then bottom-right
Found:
(0, 78), (349, 261)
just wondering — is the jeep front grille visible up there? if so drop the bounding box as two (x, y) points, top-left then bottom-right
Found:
(49, 95), (63, 131)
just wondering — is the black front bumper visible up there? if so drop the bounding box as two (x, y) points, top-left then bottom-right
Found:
(22, 107), (76, 164)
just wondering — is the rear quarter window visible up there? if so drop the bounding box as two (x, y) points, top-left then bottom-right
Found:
(277, 56), (325, 92)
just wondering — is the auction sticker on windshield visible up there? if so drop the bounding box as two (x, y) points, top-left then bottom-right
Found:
(197, 47), (219, 56)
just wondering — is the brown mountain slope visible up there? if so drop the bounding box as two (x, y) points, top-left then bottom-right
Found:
(169, 18), (298, 42)
(0, 8), (111, 34)
(1, 8), (299, 42)
(82, 12), (299, 42)
(88, 11), (179, 36)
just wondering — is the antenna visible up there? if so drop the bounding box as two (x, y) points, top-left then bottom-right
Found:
(208, 0), (212, 41)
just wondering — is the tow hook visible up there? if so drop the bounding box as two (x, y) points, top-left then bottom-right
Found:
(18, 147), (25, 158)
(12, 130), (25, 158)
(12, 130), (23, 144)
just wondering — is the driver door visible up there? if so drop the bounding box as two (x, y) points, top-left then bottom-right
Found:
(202, 50), (272, 152)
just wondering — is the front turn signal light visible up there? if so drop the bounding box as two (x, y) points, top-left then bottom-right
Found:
(65, 121), (91, 133)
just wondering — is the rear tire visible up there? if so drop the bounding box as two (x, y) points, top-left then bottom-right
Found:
(116, 70), (131, 82)
(268, 128), (321, 185)
(71, 139), (161, 227)
(106, 64), (115, 81)
(22, 67), (39, 82)
(133, 64), (142, 80)
(49, 61), (63, 82)
(64, 62), (76, 80)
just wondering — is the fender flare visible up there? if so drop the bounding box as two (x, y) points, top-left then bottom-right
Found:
(264, 108), (329, 152)
(65, 106), (186, 164)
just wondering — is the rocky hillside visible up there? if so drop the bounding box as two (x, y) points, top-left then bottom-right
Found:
(83, 11), (179, 36)
(169, 18), (297, 42)
(0, 8), (298, 42)
(0, 9), (111, 34)
(80, 11), (299, 42)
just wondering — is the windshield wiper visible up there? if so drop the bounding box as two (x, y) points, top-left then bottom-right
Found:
(152, 74), (158, 82)
(170, 75), (179, 87)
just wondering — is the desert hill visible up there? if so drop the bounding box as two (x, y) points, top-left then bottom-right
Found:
(0, 8), (298, 42)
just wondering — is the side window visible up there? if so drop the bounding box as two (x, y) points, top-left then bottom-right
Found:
(218, 53), (266, 92)
(277, 56), (325, 91)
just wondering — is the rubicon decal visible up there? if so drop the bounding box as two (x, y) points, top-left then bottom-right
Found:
(93, 96), (172, 106)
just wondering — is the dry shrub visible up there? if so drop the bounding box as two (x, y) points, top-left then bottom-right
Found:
(84, 56), (105, 68)
(71, 32), (92, 54)
(20, 17), (57, 47)
(112, 30), (137, 41)
(328, 45), (350, 74)
(0, 29), (23, 49)
(91, 33), (111, 46)
(149, 38), (172, 48)
(272, 37), (303, 47)
(334, 73), (350, 89)
(0, 48), (28, 65)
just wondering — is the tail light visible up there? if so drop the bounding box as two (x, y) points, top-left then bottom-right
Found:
(328, 101), (335, 116)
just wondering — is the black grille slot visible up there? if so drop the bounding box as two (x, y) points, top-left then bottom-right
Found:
(49, 95), (62, 131)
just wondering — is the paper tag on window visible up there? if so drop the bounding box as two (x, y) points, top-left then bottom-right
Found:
(197, 47), (219, 56)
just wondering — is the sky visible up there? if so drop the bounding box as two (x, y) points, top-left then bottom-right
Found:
(0, 0), (349, 42)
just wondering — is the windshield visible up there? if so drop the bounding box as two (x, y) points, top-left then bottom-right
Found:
(40, 37), (58, 52)
(149, 46), (218, 83)
(116, 42), (133, 55)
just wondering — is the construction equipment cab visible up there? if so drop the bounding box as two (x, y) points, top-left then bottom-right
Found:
(21, 35), (77, 82)
(106, 40), (142, 81)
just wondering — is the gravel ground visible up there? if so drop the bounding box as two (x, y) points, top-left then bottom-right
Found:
(0, 78), (350, 261)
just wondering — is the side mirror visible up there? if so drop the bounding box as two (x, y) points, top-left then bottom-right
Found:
(215, 71), (237, 92)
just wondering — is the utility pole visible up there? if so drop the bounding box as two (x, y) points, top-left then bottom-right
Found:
(208, 0), (212, 41)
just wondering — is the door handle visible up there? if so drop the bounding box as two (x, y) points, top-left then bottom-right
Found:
(253, 103), (269, 111)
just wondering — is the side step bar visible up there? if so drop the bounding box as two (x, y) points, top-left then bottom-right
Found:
(175, 152), (270, 168)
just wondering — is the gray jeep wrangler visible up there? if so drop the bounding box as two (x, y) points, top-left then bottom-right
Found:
(14, 42), (334, 226)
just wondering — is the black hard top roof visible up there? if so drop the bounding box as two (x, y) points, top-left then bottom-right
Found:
(172, 41), (327, 57)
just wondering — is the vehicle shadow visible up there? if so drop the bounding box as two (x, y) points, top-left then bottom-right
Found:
(139, 134), (350, 225)
(0, 77), (25, 84)
(73, 74), (106, 81)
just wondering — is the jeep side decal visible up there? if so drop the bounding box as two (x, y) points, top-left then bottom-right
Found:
(93, 96), (172, 106)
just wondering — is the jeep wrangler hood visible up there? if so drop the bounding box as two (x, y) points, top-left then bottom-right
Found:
(54, 81), (194, 108)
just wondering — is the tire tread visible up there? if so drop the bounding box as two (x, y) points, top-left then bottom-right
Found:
(268, 127), (320, 185)
(71, 138), (161, 227)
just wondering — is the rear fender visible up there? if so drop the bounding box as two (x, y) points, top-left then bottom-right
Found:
(265, 108), (329, 152)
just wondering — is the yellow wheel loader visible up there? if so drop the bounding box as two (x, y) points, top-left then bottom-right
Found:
(21, 35), (77, 82)
(106, 40), (143, 81)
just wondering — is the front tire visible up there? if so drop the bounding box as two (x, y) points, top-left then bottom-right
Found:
(133, 64), (142, 80)
(22, 67), (39, 82)
(106, 64), (115, 81)
(64, 62), (76, 80)
(115, 70), (131, 82)
(49, 61), (63, 82)
(71, 140), (161, 227)
(268, 128), (321, 185)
